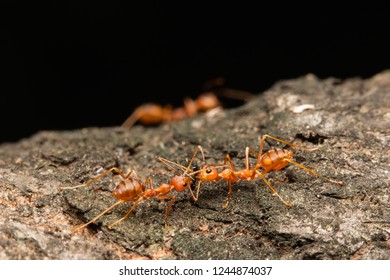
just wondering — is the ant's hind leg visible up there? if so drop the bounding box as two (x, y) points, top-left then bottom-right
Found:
(284, 159), (343, 185)
(108, 198), (144, 229)
(71, 200), (126, 233)
(264, 134), (320, 151)
(262, 134), (299, 149)
(255, 171), (292, 207)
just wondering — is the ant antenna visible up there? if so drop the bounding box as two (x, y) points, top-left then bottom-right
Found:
(158, 146), (208, 201)
(158, 145), (206, 179)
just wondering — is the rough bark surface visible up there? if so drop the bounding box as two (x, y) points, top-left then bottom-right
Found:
(0, 72), (389, 260)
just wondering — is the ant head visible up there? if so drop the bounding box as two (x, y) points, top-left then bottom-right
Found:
(170, 175), (192, 192)
(197, 165), (219, 181)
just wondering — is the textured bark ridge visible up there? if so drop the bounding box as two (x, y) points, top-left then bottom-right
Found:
(0, 72), (389, 259)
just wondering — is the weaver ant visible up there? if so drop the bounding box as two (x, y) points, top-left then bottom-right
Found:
(63, 150), (200, 232)
(189, 135), (343, 208)
(121, 92), (220, 128)
(157, 145), (214, 202)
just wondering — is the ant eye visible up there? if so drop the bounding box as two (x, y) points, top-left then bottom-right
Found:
(182, 183), (187, 187)
(206, 169), (212, 174)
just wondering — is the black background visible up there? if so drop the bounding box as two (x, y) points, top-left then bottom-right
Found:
(1, 2), (389, 143)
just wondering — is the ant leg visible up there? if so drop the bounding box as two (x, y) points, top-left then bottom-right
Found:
(222, 154), (239, 208)
(108, 178), (155, 229)
(63, 168), (134, 190)
(254, 135), (269, 166)
(264, 134), (320, 152)
(194, 180), (202, 201)
(187, 180), (200, 201)
(255, 171), (292, 206)
(108, 197), (145, 229)
(70, 200), (126, 232)
(263, 134), (299, 149)
(223, 154), (236, 171)
(247, 146), (259, 158)
(184, 145), (205, 175)
(284, 159), (343, 185)
(245, 147), (251, 170)
(144, 177), (154, 190)
(246, 146), (261, 179)
(222, 181), (233, 209)
(263, 134), (320, 152)
(121, 106), (143, 128)
(156, 194), (175, 228)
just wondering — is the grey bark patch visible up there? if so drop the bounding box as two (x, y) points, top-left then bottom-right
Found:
(0, 72), (389, 259)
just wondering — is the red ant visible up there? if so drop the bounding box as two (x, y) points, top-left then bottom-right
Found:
(188, 135), (343, 208)
(121, 92), (220, 128)
(63, 150), (200, 232)
(157, 145), (212, 202)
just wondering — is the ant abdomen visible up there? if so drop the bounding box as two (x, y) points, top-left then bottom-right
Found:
(261, 149), (293, 171)
(112, 178), (145, 201)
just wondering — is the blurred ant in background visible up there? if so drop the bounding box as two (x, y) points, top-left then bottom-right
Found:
(121, 77), (253, 128)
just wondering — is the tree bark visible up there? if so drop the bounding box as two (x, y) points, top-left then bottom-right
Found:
(1, 72), (389, 259)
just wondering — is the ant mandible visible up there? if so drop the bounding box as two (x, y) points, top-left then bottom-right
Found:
(63, 149), (200, 232)
(191, 134), (343, 208)
(121, 93), (220, 128)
